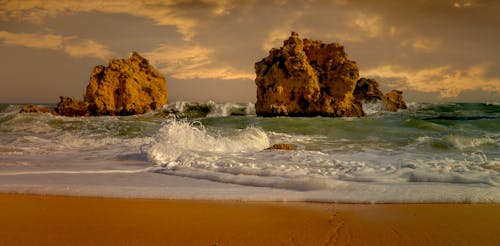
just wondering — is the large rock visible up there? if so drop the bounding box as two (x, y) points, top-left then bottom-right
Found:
(55, 52), (168, 116)
(255, 32), (363, 117)
(353, 78), (407, 112)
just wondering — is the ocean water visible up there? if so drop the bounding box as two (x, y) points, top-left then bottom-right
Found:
(0, 101), (499, 203)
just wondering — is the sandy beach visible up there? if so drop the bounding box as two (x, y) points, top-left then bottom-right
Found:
(0, 193), (498, 245)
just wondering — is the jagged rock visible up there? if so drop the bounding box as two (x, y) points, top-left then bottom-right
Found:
(84, 52), (168, 115)
(383, 90), (407, 112)
(354, 78), (407, 112)
(20, 105), (55, 114)
(55, 96), (90, 116)
(255, 32), (363, 117)
(266, 143), (297, 151)
(55, 52), (168, 116)
(353, 78), (384, 103)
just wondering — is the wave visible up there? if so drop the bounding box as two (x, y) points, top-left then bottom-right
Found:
(142, 118), (498, 193)
(162, 101), (255, 118)
(145, 118), (270, 167)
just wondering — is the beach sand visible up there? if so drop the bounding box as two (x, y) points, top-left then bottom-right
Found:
(0, 193), (499, 245)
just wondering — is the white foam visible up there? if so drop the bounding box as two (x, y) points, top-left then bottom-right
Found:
(362, 101), (384, 115)
(444, 135), (495, 150)
(1, 103), (499, 203)
(142, 119), (499, 191)
(163, 101), (256, 117)
(146, 119), (270, 167)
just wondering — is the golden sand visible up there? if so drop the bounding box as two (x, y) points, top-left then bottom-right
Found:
(0, 193), (499, 245)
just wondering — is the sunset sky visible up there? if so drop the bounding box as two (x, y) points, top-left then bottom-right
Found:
(1, 0), (499, 103)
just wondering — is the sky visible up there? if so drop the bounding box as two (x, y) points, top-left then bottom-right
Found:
(1, 0), (499, 104)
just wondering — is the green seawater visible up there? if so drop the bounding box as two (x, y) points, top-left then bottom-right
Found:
(0, 102), (499, 202)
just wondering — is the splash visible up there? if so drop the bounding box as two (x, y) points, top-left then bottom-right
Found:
(146, 118), (270, 167)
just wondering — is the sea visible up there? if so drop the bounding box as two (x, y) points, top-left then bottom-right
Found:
(0, 101), (499, 203)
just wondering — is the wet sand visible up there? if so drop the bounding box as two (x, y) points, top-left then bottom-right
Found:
(0, 193), (499, 245)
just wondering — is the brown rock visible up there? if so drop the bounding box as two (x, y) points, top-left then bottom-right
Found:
(55, 52), (168, 116)
(383, 90), (407, 112)
(55, 96), (90, 117)
(354, 78), (407, 112)
(20, 105), (55, 114)
(266, 144), (297, 151)
(255, 32), (363, 117)
(353, 78), (384, 103)
(84, 52), (168, 115)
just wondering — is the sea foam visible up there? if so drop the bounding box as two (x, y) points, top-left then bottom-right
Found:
(146, 118), (270, 168)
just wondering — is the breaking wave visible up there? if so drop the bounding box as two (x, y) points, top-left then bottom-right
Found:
(162, 101), (255, 118)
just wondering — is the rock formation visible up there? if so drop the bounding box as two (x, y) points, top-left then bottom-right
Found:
(353, 78), (407, 112)
(54, 52), (168, 116)
(353, 78), (384, 103)
(383, 90), (407, 111)
(20, 105), (55, 114)
(266, 143), (297, 151)
(255, 32), (363, 117)
(55, 96), (91, 117)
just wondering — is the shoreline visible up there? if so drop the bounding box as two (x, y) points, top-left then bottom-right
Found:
(1, 193), (499, 245)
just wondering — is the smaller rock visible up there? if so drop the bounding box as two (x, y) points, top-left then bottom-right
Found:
(55, 96), (90, 117)
(383, 90), (407, 112)
(353, 78), (384, 103)
(20, 105), (54, 114)
(266, 143), (297, 151)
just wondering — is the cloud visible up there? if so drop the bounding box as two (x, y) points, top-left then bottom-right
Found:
(324, 11), (384, 43)
(362, 65), (500, 98)
(453, 1), (475, 8)
(262, 29), (292, 51)
(351, 12), (382, 39)
(144, 44), (254, 80)
(0, 31), (113, 60)
(401, 36), (441, 52)
(0, 0), (231, 41)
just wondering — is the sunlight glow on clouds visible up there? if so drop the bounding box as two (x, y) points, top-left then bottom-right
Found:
(363, 65), (500, 98)
(0, 0), (498, 102)
(0, 31), (113, 60)
(144, 44), (254, 80)
(262, 29), (292, 51)
(0, 0), (229, 41)
(351, 12), (382, 39)
(401, 36), (441, 52)
(453, 1), (474, 8)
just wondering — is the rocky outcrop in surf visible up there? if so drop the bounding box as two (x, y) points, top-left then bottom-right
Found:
(20, 105), (55, 114)
(353, 78), (407, 112)
(52, 52), (168, 116)
(383, 90), (407, 111)
(83, 52), (168, 115)
(255, 32), (363, 117)
(255, 32), (406, 116)
(55, 96), (91, 116)
(265, 143), (297, 151)
(353, 78), (384, 103)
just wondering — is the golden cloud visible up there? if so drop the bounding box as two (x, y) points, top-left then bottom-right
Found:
(363, 65), (500, 98)
(262, 29), (292, 51)
(0, 31), (113, 60)
(453, 1), (475, 8)
(144, 44), (254, 80)
(327, 11), (384, 43)
(401, 36), (441, 52)
(351, 12), (382, 39)
(0, 0), (230, 41)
